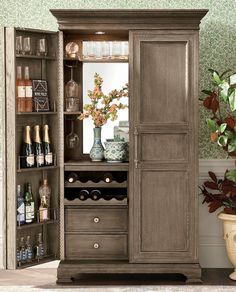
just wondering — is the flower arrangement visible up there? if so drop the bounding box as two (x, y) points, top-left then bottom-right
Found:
(79, 73), (128, 127)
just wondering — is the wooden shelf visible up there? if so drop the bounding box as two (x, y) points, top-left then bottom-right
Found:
(64, 198), (128, 206)
(64, 161), (129, 171)
(16, 54), (56, 60)
(64, 57), (128, 63)
(17, 165), (57, 173)
(17, 220), (58, 230)
(64, 111), (81, 115)
(17, 111), (57, 116)
(65, 180), (127, 188)
(17, 255), (56, 269)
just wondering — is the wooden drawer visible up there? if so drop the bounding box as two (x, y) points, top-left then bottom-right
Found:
(65, 208), (127, 232)
(65, 234), (127, 260)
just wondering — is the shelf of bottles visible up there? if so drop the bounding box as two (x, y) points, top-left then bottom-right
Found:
(16, 232), (55, 268)
(64, 171), (128, 206)
(17, 124), (56, 172)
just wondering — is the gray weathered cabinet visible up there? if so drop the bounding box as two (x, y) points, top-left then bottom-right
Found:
(4, 9), (207, 283)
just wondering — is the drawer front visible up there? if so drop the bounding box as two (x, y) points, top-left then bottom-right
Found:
(65, 234), (128, 260)
(65, 208), (127, 232)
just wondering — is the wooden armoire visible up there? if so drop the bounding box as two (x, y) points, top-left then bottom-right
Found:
(4, 9), (207, 283)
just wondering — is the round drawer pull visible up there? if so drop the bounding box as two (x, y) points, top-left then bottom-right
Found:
(93, 243), (100, 249)
(93, 217), (100, 223)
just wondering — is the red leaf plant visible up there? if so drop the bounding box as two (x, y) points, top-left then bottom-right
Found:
(199, 171), (236, 215)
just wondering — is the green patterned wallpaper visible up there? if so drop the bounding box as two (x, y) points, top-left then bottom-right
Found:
(0, 0), (236, 158)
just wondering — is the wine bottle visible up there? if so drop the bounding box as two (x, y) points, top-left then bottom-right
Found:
(24, 66), (33, 112)
(19, 237), (27, 263)
(90, 189), (101, 201)
(78, 189), (89, 201)
(33, 125), (44, 167)
(43, 125), (53, 166)
(103, 173), (113, 183)
(21, 126), (35, 168)
(16, 66), (25, 112)
(67, 172), (78, 183)
(24, 182), (35, 224)
(26, 235), (33, 263)
(39, 179), (51, 212)
(16, 184), (25, 225)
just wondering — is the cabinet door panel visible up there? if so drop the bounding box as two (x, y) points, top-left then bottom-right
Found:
(140, 41), (188, 124)
(129, 30), (198, 263)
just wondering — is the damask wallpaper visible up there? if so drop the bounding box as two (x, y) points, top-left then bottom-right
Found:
(0, 0), (235, 158)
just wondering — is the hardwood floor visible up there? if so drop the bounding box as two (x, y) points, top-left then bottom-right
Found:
(0, 268), (235, 287)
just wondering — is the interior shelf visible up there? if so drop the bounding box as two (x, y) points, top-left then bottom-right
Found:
(17, 165), (58, 173)
(64, 111), (81, 115)
(17, 254), (56, 269)
(17, 219), (58, 230)
(64, 161), (129, 171)
(17, 111), (57, 116)
(16, 54), (57, 60)
(64, 57), (128, 63)
(65, 180), (127, 188)
(64, 198), (128, 206)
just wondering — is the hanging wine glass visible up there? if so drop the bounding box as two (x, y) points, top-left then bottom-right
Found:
(65, 64), (80, 112)
(66, 120), (79, 149)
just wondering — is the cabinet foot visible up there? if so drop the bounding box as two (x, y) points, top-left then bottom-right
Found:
(185, 277), (202, 284)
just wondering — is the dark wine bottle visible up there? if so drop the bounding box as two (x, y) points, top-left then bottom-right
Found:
(78, 190), (89, 201)
(67, 172), (78, 183)
(115, 194), (127, 201)
(21, 126), (35, 168)
(90, 189), (101, 201)
(103, 173), (113, 183)
(43, 124), (53, 166)
(33, 125), (44, 167)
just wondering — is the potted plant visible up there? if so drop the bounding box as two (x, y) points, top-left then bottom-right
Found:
(79, 73), (128, 161)
(200, 69), (236, 279)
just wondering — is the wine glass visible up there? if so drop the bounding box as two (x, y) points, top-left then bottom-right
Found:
(65, 66), (79, 99)
(66, 120), (79, 149)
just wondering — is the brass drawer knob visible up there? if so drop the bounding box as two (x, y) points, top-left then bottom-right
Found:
(93, 243), (100, 249)
(93, 217), (100, 223)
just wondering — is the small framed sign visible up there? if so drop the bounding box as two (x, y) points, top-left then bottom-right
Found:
(32, 80), (50, 112)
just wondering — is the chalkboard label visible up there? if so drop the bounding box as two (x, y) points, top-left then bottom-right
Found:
(32, 80), (50, 112)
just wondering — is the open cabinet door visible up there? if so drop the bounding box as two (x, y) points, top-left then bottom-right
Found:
(129, 30), (199, 263)
(4, 27), (64, 269)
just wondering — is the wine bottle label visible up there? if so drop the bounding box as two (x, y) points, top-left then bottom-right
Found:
(25, 203), (34, 221)
(40, 208), (48, 221)
(17, 203), (25, 222)
(18, 86), (25, 98)
(25, 86), (32, 98)
(27, 249), (33, 260)
(45, 153), (53, 164)
(36, 154), (44, 165)
(26, 155), (34, 166)
(16, 251), (21, 262)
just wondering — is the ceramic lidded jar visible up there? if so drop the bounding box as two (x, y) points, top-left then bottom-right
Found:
(104, 140), (128, 163)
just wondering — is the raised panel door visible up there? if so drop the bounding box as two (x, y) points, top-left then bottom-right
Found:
(129, 30), (198, 263)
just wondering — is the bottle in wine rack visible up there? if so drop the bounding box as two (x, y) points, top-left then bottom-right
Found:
(78, 189), (89, 201)
(90, 189), (101, 201)
(21, 125), (35, 168)
(17, 184), (25, 225)
(43, 125), (53, 166)
(115, 194), (127, 201)
(67, 172), (78, 183)
(33, 125), (44, 167)
(103, 172), (113, 183)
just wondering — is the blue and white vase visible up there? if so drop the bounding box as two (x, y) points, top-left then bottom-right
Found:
(90, 127), (104, 162)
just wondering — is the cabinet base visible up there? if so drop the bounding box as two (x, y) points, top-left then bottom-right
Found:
(57, 260), (202, 284)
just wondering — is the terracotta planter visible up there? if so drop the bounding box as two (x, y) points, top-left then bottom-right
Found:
(218, 212), (236, 280)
